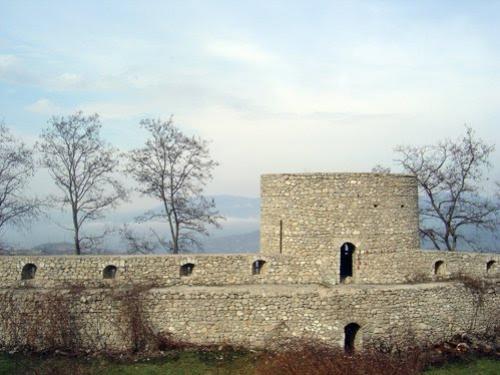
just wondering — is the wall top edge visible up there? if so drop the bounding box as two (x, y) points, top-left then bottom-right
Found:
(261, 172), (415, 179)
(0, 253), (262, 259)
(0, 249), (498, 260)
(417, 249), (499, 257)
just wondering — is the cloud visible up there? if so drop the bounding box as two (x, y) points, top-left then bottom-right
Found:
(0, 54), (38, 85)
(0, 55), (86, 91)
(77, 101), (148, 120)
(0, 55), (18, 72)
(205, 40), (276, 65)
(26, 98), (148, 120)
(52, 73), (85, 90)
(25, 98), (65, 115)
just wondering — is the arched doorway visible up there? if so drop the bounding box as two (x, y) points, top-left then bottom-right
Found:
(344, 322), (360, 352)
(180, 263), (195, 277)
(103, 265), (117, 279)
(434, 260), (445, 276)
(252, 260), (266, 275)
(21, 263), (37, 280)
(486, 260), (496, 274)
(340, 242), (355, 282)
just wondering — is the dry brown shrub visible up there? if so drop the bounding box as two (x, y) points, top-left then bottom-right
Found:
(0, 289), (80, 353)
(255, 340), (427, 375)
(0, 283), (191, 356)
(105, 283), (192, 355)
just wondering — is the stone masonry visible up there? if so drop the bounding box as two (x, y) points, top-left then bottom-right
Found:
(0, 173), (498, 351)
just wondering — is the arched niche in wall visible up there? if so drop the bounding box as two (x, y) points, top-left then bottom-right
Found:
(252, 260), (266, 275)
(434, 260), (445, 276)
(344, 322), (361, 352)
(486, 260), (496, 274)
(103, 265), (117, 279)
(180, 263), (195, 277)
(21, 263), (37, 280)
(340, 242), (355, 282)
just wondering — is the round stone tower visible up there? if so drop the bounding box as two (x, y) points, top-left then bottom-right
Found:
(260, 173), (419, 257)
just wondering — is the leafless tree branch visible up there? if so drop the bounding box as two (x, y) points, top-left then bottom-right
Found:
(395, 126), (499, 251)
(38, 112), (127, 254)
(124, 117), (223, 254)
(0, 123), (40, 244)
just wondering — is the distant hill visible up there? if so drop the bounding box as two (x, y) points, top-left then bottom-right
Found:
(32, 242), (74, 255)
(210, 195), (260, 218)
(21, 232), (259, 255)
(8, 193), (498, 255)
(201, 230), (259, 253)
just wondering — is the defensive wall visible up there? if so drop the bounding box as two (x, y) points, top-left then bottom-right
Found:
(0, 251), (497, 288)
(0, 173), (498, 352)
(1, 282), (497, 351)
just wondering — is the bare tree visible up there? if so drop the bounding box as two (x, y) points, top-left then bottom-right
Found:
(125, 117), (222, 254)
(38, 112), (126, 255)
(120, 224), (157, 255)
(0, 123), (39, 246)
(395, 126), (499, 251)
(371, 164), (391, 174)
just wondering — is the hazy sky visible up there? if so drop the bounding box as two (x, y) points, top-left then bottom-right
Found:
(1, 0), (500, 200)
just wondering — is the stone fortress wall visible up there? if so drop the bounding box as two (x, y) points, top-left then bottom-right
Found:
(0, 250), (497, 289)
(0, 254), (336, 288)
(0, 173), (498, 351)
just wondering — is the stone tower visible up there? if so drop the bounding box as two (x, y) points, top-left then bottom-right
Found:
(260, 173), (419, 257)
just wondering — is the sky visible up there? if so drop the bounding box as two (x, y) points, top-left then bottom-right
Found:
(1, 1), (500, 247)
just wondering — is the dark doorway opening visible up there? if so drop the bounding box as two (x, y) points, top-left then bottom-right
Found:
(103, 265), (117, 279)
(252, 260), (266, 275)
(344, 323), (360, 352)
(434, 260), (445, 276)
(340, 242), (355, 282)
(486, 260), (495, 274)
(180, 263), (195, 277)
(21, 263), (37, 280)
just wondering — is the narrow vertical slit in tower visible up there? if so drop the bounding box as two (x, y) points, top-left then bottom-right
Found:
(279, 219), (283, 254)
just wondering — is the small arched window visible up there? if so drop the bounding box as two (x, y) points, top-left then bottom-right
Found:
(252, 260), (266, 275)
(21, 263), (37, 280)
(103, 265), (117, 279)
(340, 242), (355, 282)
(434, 260), (445, 276)
(180, 263), (195, 277)
(486, 260), (496, 274)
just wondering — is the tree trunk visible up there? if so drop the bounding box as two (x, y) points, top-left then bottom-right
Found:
(172, 231), (179, 254)
(72, 206), (81, 255)
(74, 233), (81, 255)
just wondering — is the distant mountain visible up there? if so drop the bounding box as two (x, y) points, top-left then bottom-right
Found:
(201, 230), (259, 253)
(210, 195), (260, 219)
(32, 242), (74, 255)
(11, 193), (499, 255)
(421, 226), (499, 253)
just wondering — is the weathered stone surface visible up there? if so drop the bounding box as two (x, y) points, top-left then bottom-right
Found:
(261, 173), (419, 257)
(0, 173), (498, 351)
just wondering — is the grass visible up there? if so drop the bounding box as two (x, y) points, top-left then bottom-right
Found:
(0, 351), (257, 375)
(0, 352), (498, 374)
(424, 358), (500, 375)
